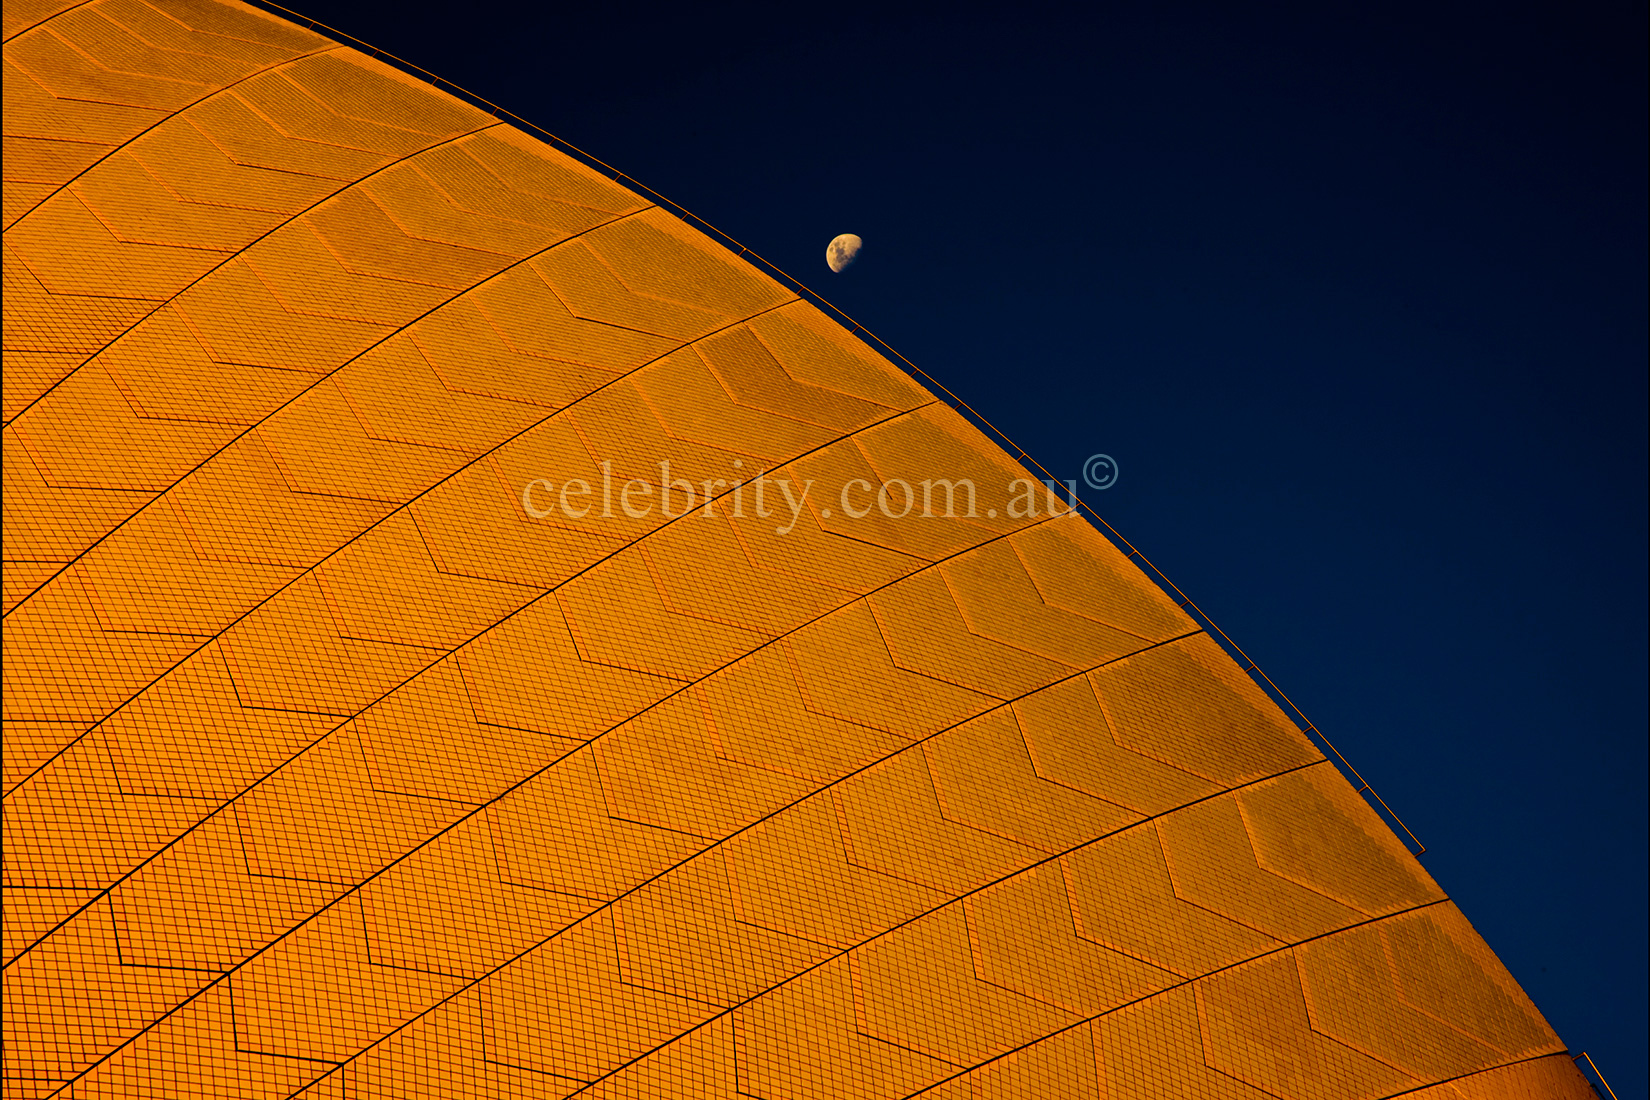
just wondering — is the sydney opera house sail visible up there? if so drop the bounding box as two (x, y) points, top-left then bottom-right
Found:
(0, 1), (1598, 1096)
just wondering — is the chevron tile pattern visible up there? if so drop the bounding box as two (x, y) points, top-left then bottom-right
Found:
(1, 3), (1597, 1098)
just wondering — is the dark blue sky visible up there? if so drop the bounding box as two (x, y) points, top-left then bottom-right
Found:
(289, 1), (1646, 1091)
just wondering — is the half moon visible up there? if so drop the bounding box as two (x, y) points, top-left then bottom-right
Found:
(826, 233), (862, 273)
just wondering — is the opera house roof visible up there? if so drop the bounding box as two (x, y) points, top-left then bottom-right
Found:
(1, 1), (1599, 1096)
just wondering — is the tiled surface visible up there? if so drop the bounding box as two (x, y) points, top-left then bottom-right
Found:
(1, 2), (1595, 1097)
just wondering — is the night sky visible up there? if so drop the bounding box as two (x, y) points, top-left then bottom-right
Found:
(272, 1), (1646, 1091)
